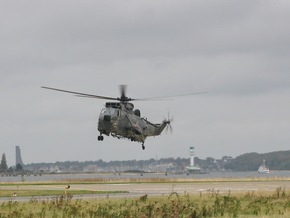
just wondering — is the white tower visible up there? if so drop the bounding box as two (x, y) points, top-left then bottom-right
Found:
(189, 146), (195, 167)
(186, 146), (201, 174)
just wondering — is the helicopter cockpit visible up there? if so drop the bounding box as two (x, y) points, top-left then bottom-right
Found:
(100, 107), (119, 121)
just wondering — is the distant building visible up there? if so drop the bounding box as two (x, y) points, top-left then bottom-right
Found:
(15, 146), (24, 166)
(186, 146), (202, 174)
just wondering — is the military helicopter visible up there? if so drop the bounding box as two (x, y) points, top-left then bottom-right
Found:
(42, 85), (205, 150)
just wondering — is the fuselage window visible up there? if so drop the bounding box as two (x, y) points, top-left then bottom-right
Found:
(109, 108), (117, 117)
(100, 108), (106, 114)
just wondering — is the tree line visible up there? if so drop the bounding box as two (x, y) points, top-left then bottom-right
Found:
(224, 150), (290, 171)
(0, 153), (8, 171)
(3, 150), (290, 172)
(0, 153), (23, 172)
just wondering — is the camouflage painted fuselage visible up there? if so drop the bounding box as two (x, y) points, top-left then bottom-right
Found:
(98, 102), (169, 145)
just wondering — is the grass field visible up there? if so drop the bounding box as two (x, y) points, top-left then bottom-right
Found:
(0, 189), (290, 217)
(1, 186), (290, 217)
(1, 178), (290, 217)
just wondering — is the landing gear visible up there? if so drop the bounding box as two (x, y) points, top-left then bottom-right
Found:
(98, 135), (104, 141)
(142, 144), (145, 150)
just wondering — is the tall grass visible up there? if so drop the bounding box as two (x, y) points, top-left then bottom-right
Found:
(1, 187), (290, 217)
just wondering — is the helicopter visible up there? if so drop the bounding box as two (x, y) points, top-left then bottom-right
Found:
(42, 85), (205, 150)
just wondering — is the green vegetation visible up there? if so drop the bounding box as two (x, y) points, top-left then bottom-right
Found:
(0, 153), (8, 171)
(224, 150), (290, 171)
(22, 150), (290, 173)
(1, 188), (290, 217)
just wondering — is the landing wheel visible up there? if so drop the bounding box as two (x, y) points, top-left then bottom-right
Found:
(98, 136), (104, 141)
(142, 144), (145, 150)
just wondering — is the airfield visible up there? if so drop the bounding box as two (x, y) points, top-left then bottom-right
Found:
(1, 172), (290, 201)
(9, 179), (290, 196)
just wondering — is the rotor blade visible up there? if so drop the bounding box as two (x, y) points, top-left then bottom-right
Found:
(134, 91), (208, 101)
(119, 85), (127, 99)
(165, 124), (173, 134)
(169, 125), (173, 134)
(41, 86), (118, 101)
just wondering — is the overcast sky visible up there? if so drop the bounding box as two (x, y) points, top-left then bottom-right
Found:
(1, 1), (290, 166)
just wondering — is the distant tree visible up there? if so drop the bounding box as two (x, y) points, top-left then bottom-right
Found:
(0, 153), (8, 171)
(16, 163), (23, 171)
(206, 157), (215, 164)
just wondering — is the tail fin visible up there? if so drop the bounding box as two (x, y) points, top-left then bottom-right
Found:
(156, 119), (171, 135)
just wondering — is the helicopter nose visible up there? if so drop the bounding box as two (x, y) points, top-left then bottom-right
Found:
(104, 115), (111, 122)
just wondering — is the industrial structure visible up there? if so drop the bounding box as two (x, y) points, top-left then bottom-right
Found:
(15, 146), (24, 167)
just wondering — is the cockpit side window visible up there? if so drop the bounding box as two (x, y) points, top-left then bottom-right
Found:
(100, 108), (106, 114)
(100, 108), (119, 118)
(110, 108), (116, 116)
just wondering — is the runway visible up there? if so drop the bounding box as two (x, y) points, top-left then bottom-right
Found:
(1, 180), (290, 202)
(64, 180), (290, 196)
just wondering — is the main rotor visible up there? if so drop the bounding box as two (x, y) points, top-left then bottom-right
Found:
(42, 85), (136, 103)
(41, 85), (207, 102)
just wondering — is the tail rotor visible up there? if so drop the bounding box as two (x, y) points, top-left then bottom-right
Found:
(164, 111), (174, 134)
